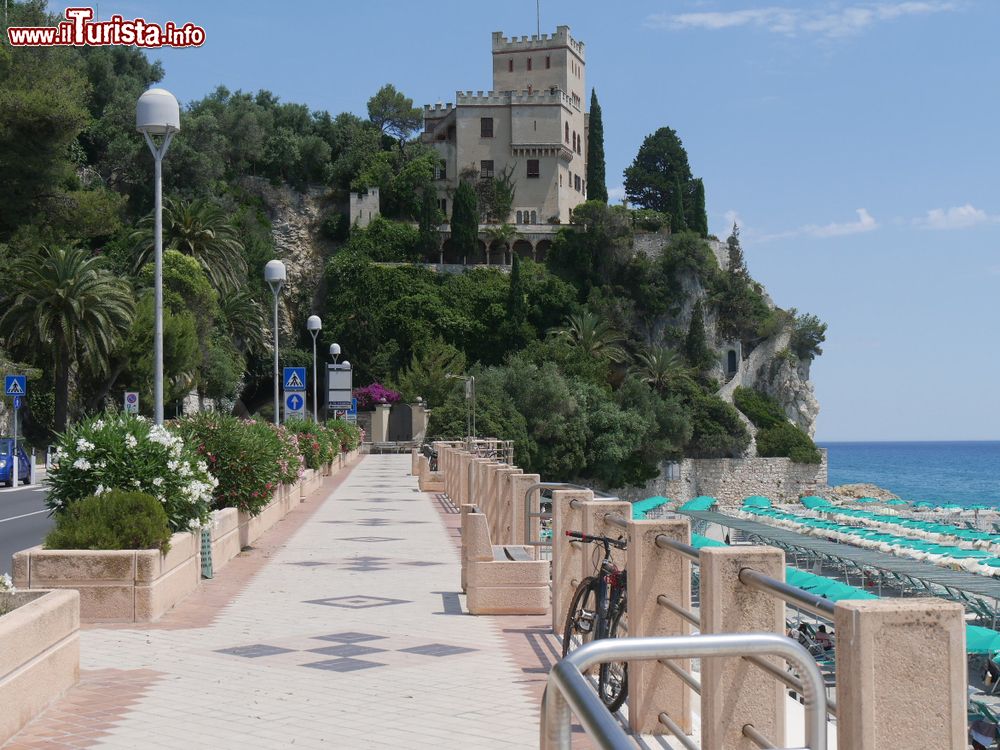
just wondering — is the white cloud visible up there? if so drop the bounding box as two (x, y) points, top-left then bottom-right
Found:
(646, 2), (957, 38)
(915, 203), (998, 230)
(608, 186), (626, 204)
(753, 208), (879, 242)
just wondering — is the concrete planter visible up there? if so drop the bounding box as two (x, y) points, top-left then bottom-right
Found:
(12, 531), (200, 623)
(300, 468), (320, 499)
(0, 589), (80, 744)
(208, 507), (240, 573)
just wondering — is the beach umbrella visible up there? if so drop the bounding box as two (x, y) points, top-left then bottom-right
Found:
(966, 625), (1000, 654)
(800, 496), (832, 510)
(677, 496), (714, 513)
(968, 504), (992, 511)
(742, 495), (771, 508)
(885, 499), (908, 506)
(633, 496), (672, 519)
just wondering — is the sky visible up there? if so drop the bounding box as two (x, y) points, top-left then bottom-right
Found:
(87, 0), (999, 441)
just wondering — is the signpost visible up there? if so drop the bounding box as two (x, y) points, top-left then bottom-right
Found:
(124, 391), (139, 414)
(346, 397), (358, 423)
(327, 362), (353, 418)
(5, 375), (26, 486)
(284, 392), (306, 422)
(283, 367), (306, 392)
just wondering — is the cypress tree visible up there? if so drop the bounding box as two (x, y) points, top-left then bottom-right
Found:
(726, 223), (748, 280)
(685, 299), (713, 371)
(586, 89), (608, 203)
(451, 182), (479, 259)
(685, 178), (709, 237)
(505, 254), (528, 340)
(417, 185), (441, 259)
(672, 174), (687, 232)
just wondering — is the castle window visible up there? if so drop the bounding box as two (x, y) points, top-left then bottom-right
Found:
(508, 59), (513, 72)
(437, 159), (447, 180)
(527, 58), (532, 71)
(480, 160), (494, 179)
(574, 174), (581, 192)
(565, 123), (570, 143)
(480, 117), (494, 138)
(527, 159), (540, 178)
(531, 210), (537, 224)
(559, 174), (563, 187)
(546, 56), (551, 69)
(440, 198), (447, 215)
(516, 210), (523, 224)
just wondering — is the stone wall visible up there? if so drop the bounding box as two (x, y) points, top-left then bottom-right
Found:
(613, 451), (828, 506)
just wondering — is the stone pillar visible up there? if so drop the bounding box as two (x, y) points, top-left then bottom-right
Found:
(410, 448), (419, 476)
(626, 518), (692, 735)
(457, 452), (472, 506)
(579, 500), (631, 583)
(700, 545), (786, 750)
(835, 598), (966, 750)
(410, 404), (429, 443)
(370, 404), (391, 443)
(509, 473), (541, 548)
(551, 488), (593, 633)
(494, 467), (523, 546)
(470, 458), (491, 510)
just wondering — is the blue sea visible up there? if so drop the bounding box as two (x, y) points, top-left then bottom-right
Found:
(820, 441), (1000, 507)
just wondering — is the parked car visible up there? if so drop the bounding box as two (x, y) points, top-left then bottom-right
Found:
(0, 439), (30, 487)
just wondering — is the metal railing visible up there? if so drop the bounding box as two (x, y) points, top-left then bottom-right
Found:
(522, 483), (618, 548)
(542, 634), (827, 750)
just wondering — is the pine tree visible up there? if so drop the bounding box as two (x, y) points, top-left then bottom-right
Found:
(685, 178), (709, 237)
(684, 299), (713, 371)
(451, 182), (479, 259)
(586, 89), (608, 203)
(672, 174), (687, 232)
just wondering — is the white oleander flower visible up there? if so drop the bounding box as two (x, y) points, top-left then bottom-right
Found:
(93, 419), (105, 430)
(76, 438), (95, 452)
(0, 572), (14, 594)
(197, 461), (208, 473)
(96, 460), (107, 469)
(73, 458), (91, 471)
(178, 463), (192, 478)
(152, 477), (164, 487)
(167, 460), (179, 471)
(95, 484), (107, 496)
(131, 478), (141, 487)
(125, 434), (138, 449)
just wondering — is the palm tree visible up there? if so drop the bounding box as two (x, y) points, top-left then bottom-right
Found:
(218, 287), (266, 355)
(629, 345), (691, 391)
(131, 197), (247, 291)
(548, 310), (627, 363)
(0, 246), (134, 431)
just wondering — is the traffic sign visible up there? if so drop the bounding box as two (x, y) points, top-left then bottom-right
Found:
(348, 397), (358, 416)
(284, 391), (306, 421)
(4, 375), (26, 396)
(13, 396), (21, 410)
(124, 391), (139, 414)
(283, 367), (306, 391)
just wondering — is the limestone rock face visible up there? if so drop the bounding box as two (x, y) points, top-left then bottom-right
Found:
(756, 353), (821, 439)
(829, 483), (900, 501)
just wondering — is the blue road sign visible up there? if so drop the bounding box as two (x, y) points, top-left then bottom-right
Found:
(286, 393), (304, 411)
(349, 397), (358, 416)
(283, 367), (306, 391)
(13, 396), (21, 410)
(4, 375), (26, 397)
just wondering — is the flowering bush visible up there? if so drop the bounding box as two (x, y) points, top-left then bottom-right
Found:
(352, 383), (401, 410)
(266, 423), (305, 483)
(285, 419), (335, 470)
(47, 412), (214, 533)
(0, 572), (15, 616)
(176, 414), (284, 516)
(326, 419), (362, 452)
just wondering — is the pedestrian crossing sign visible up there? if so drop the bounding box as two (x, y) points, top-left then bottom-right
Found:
(283, 367), (306, 391)
(4, 375), (26, 397)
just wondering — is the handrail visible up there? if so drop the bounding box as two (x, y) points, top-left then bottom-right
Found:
(655, 533), (700, 561)
(543, 634), (827, 750)
(739, 567), (837, 618)
(523, 482), (613, 547)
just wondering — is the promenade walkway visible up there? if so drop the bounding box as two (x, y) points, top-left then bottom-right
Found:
(4, 455), (542, 749)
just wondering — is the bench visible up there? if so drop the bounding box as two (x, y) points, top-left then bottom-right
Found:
(460, 504), (549, 615)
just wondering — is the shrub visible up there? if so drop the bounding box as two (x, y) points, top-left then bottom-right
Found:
(47, 412), (214, 532)
(326, 419), (361, 452)
(756, 421), (822, 464)
(176, 414), (283, 516)
(353, 383), (401, 410)
(631, 208), (671, 232)
(733, 387), (786, 429)
(286, 419), (335, 469)
(266, 423), (305, 484)
(44, 490), (172, 553)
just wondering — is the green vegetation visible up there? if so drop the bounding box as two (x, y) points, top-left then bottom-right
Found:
(586, 89), (607, 203)
(45, 490), (173, 553)
(733, 387), (821, 464)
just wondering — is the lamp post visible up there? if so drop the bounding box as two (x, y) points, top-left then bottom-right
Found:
(329, 342), (341, 364)
(136, 88), (180, 426)
(446, 374), (476, 440)
(264, 260), (286, 425)
(307, 315), (321, 424)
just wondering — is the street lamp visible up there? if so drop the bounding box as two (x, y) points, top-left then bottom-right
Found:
(136, 88), (180, 426)
(307, 315), (321, 424)
(264, 260), (286, 425)
(329, 342), (341, 364)
(446, 374), (476, 440)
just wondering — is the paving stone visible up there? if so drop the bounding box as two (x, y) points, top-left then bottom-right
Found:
(214, 644), (296, 658)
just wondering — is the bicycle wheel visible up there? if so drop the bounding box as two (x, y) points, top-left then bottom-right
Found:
(598, 604), (628, 712)
(562, 576), (599, 657)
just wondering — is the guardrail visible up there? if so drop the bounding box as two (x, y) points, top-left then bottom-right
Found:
(432, 440), (969, 750)
(541, 634), (827, 750)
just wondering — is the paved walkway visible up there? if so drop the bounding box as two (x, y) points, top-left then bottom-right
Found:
(5, 455), (540, 749)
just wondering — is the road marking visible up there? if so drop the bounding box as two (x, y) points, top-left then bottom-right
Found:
(0, 484), (45, 494)
(0, 509), (49, 524)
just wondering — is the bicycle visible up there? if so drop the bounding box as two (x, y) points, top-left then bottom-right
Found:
(561, 530), (629, 712)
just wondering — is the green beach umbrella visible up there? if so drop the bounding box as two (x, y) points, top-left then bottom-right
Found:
(633, 496), (672, 519)
(885, 499), (908, 506)
(800, 496), (832, 510)
(678, 496), (715, 513)
(742, 495), (772, 508)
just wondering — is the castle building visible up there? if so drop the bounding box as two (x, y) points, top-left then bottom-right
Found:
(422, 26), (588, 227)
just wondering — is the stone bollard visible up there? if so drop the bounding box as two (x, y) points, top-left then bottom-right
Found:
(509, 473), (541, 549)
(494, 466), (523, 546)
(835, 598), (966, 750)
(550, 488), (593, 633)
(457, 452), (472, 506)
(700, 545), (786, 750)
(626, 517), (692, 735)
(459, 503), (486, 592)
(411, 448), (419, 476)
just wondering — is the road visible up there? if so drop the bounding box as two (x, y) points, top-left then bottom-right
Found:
(0, 482), (53, 576)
